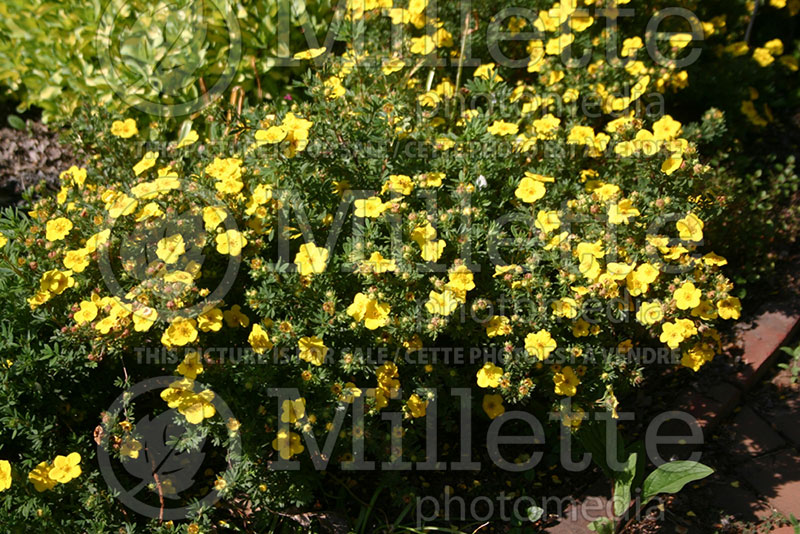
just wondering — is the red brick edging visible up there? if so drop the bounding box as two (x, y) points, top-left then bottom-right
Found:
(546, 305), (800, 533)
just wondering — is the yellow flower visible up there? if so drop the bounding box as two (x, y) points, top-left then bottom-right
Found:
(299, 336), (328, 366)
(255, 126), (287, 145)
(607, 199), (640, 225)
(525, 329), (557, 360)
(627, 263), (659, 296)
(293, 47), (326, 60)
(346, 292), (391, 329)
(551, 297), (579, 319)
(120, 437), (143, 459)
(223, 305), (250, 328)
(621, 36), (643, 57)
(134, 202), (164, 221)
(474, 63), (501, 81)
(324, 76), (346, 99)
(0, 234), (7, 247)
(659, 320), (687, 349)
(354, 197), (386, 218)
(407, 394), (428, 418)
(425, 289), (459, 316)
(382, 57), (405, 75)
(281, 398), (306, 423)
(178, 390), (216, 424)
(717, 296), (741, 320)
(132, 306), (158, 332)
(535, 210), (561, 234)
(106, 193), (138, 218)
(418, 91), (440, 108)
(203, 206), (228, 231)
(702, 252), (728, 267)
(364, 251), (396, 274)
(514, 177), (546, 203)
(633, 301), (662, 324)
(410, 35), (435, 55)
(205, 156), (243, 182)
(133, 151), (158, 176)
(74, 301), (98, 324)
(486, 316), (512, 337)
(272, 429), (304, 460)
(280, 113), (314, 157)
(248, 323), (273, 354)
(676, 213), (704, 242)
(752, 47), (775, 67)
(294, 243), (329, 276)
(661, 156), (682, 175)
(692, 300), (719, 320)
(669, 33), (693, 49)
(476, 362), (503, 388)
(63, 248), (90, 272)
(177, 351), (204, 379)
(383, 174), (414, 195)
(197, 307), (223, 332)
(59, 165), (87, 186)
(29, 461), (57, 492)
(39, 269), (75, 295)
(593, 183), (620, 201)
(176, 129), (199, 148)
(245, 184), (273, 216)
(85, 229), (111, 253)
(545, 33), (575, 55)
(652, 115), (682, 141)
(447, 265), (475, 293)
(48, 452), (81, 483)
(681, 342), (715, 371)
(416, 172), (444, 188)
(567, 125), (595, 145)
(110, 118), (138, 138)
(487, 120), (519, 136)
(674, 281), (702, 310)
(215, 230), (247, 256)
(411, 222), (445, 262)
(482, 394), (505, 419)
(0, 460), (10, 492)
(161, 318), (198, 347)
(46, 217), (73, 241)
(155, 234), (185, 264)
(553, 366), (580, 396)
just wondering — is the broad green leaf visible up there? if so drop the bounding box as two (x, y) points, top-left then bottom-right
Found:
(642, 461), (714, 504)
(613, 452), (638, 516)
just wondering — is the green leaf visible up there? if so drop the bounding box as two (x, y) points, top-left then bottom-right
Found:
(588, 517), (615, 534)
(642, 461), (714, 504)
(577, 419), (627, 480)
(6, 114), (24, 130)
(526, 505), (544, 522)
(613, 452), (638, 516)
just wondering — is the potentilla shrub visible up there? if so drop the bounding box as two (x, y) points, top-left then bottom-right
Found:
(0, 0), (774, 530)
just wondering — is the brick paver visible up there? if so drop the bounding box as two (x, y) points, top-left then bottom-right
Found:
(546, 304), (800, 532)
(729, 406), (786, 457)
(733, 311), (800, 389)
(739, 449), (800, 517)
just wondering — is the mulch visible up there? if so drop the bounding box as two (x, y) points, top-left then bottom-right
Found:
(0, 120), (75, 207)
